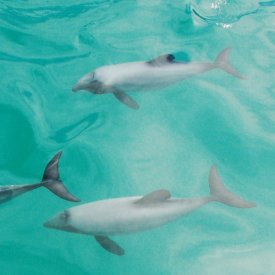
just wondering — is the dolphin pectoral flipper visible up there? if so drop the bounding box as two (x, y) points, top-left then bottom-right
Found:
(95, 236), (125, 256)
(113, 89), (139, 110)
(136, 189), (171, 205)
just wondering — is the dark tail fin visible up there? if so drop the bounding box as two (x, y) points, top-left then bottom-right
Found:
(42, 152), (80, 202)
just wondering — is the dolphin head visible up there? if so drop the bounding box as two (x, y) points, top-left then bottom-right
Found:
(44, 210), (81, 233)
(72, 72), (104, 94)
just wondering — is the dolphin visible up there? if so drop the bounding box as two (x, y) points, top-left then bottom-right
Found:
(0, 152), (80, 204)
(44, 166), (255, 256)
(72, 48), (244, 109)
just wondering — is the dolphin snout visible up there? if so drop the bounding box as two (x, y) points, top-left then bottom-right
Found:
(43, 216), (61, 229)
(72, 84), (79, 92)
(43, 220), (53, 228)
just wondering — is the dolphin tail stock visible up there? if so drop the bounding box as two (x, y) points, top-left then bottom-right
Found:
(41, 151), (80, 202)
(215, 48), (246, 79)
(208, 165), (256, 208)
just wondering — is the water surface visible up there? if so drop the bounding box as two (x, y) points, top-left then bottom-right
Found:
(0, 0), (275, 274)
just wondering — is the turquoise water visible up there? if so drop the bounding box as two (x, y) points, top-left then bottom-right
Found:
(1, 0), (275, 274)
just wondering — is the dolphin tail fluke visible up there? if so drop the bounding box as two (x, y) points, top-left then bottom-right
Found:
(42, 152), (80, 202)
(209, 165), (255, 208)
(215, 48), (245, 79)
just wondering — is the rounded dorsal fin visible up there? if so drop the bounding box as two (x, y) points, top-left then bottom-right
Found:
(136, 189), (171, 205)
(147, 54), (175, 66)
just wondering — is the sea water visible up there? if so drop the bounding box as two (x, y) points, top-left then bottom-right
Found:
(0, 0), (275, 274)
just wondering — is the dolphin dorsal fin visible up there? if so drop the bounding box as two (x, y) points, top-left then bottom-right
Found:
(136, 189), (171, 205)
(147, 54), (175, 66)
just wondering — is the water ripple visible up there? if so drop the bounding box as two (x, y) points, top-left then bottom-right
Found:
(49, 112), (103, 143)
(0, 50), (91, 65)
(1, 1), (275, 274)
(187, 0), (275, 28)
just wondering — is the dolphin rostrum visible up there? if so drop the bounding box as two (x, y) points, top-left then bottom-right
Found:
(0, 152), (80, 204)
(72, 48), (244, 109)
(44, 166), (255, 256)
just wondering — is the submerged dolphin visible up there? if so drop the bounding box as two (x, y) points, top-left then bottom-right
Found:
(44, 166), (255, 256)
(0, 152), (80, 204)
(72, 48), (244, 109)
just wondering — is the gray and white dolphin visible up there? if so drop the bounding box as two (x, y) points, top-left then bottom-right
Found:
(72, 48), (244, 109)
(0, 152), (80, 204)
(44, 166), (255, 256)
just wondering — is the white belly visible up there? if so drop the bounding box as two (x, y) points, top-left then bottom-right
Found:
(67, 196), (209, 236)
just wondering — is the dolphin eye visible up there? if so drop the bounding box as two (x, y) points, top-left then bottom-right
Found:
(60, 211), (69, 221)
